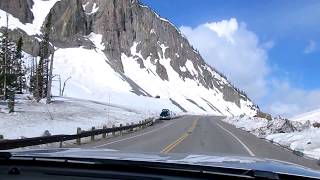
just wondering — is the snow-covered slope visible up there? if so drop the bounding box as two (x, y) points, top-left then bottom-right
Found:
(0, 0), (257, 116)
(0, 95), (150, 139)
(291, 109), (320, 123)
(50, 47), (182, 114)
(224, 116), (320, 160)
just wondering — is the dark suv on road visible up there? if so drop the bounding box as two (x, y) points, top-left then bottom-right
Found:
(160, 109), (171, 120)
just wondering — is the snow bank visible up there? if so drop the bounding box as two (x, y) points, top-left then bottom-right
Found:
(223, 116), (320, 159)
(0, 95), (151, 139)
(266, 128), (320, 159)
(223, 116), (268, 134)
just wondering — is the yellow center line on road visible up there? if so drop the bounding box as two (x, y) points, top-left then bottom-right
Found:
(160, 118), (199, 154)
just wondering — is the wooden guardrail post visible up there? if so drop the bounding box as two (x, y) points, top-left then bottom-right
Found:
(91, 126), (95, 141)
(134, 122), (138, 131)
(76, 127), (81, 145)
(102, 125), (107, 138)
(112, 125), (115, 136)
(126, 123), (129, 133)
(59, 141), (63, 148)
(130, 122), (134, 132)
(120, 124), (123, 135)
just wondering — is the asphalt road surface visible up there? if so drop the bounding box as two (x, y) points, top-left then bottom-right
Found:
(75, 115), (320, 170)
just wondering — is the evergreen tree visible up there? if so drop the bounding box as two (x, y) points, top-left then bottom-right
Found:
(0, 30), (9, 99)
(15, 37), (25, 94)
(5, 39), (19, 113)
(0, 33), (19, 112)
(34, 12), (52, 102)
(0, 32), (4, 98)
(0, 16), (27, 113)
(29, 57), (37, 94)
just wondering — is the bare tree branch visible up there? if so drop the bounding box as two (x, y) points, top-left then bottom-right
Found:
(61, 76), (72, 96)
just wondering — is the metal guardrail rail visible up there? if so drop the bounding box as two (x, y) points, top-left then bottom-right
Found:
(0, 119), (154, 150)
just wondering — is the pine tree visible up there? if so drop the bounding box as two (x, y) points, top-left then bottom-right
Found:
(29, 57), (36, 94)
(0, 32), (4, 98)
(0, 16), (26, 113)
(35, 12), (52, 102)
(5, 38), (19, 113)
(15, 37), (24, 94)
(0, 21), (9, 100)
(0, 35), (19, 112)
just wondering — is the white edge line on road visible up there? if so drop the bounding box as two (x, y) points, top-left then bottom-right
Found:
(216, 123), (255, 157)
(94, 122), (175, 148)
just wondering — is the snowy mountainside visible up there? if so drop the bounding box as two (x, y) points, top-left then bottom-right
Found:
(0, 0), (257, 116)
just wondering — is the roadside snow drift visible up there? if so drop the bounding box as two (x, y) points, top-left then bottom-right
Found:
(0, 95), (151, 139)
(223, 116), (320, 160)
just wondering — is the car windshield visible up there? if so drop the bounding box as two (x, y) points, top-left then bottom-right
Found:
(1, 0), (320, 174)
(160, 111), (168, 116)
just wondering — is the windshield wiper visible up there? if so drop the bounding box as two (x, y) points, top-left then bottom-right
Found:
(0, 152), (12, 159)
(244, 170), (279, 179)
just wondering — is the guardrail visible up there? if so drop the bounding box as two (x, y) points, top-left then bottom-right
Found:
(0, 119), (154, 150)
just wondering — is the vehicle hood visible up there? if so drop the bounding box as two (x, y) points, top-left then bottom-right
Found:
(8, 148), (320, 178)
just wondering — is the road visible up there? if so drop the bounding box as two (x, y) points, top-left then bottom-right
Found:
(75, 115), (320, 170)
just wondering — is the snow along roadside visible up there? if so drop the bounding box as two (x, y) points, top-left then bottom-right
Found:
(222, 116), (320, 160)
(0, 95), (156, 139)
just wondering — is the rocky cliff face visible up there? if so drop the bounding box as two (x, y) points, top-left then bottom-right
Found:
(0, 0), (257, 115)
(0, 0), (34, 24)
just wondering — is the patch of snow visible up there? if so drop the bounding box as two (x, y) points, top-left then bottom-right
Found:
(159, 43), (168, 56)
(160, 17), (169, 23)
(86, 3), (99, 15)
(185, 59), (198, 76)
(82, 2), (90, 10)
(150, 29), (156, 34)
(86, 32), (105, 50)
(180, 66), (187, 72)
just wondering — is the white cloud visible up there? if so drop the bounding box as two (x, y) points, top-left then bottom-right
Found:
(180, 18), (270, 101)
(262, 40), (275, 50)
(180, 18), (320, 118)
(265, 79), (320, 117)
(304, 40), (316, 54)
(205, 18), (238, 43)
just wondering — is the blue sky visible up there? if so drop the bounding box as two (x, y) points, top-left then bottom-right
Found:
(142, 0), (320, 116)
